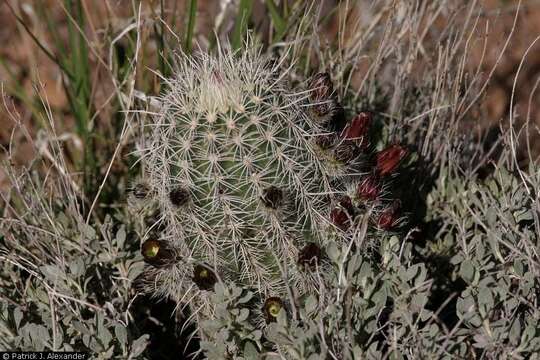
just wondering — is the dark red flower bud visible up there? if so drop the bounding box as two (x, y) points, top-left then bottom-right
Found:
(376, 145), (408, 176)
(331, 196), (355, 231)
(357, 175), (381, 201)
(261, 186), (284, 209)
(193, 264), (217, 291)
(263, 297), (284, 323)
(338, 195), (355, 215)
(141, 239), (177, 267)
(342, 112), (372, 147)
(377, 201), (401, 230)
(298, 243), (322, 269)
(331, 208), (350, 231)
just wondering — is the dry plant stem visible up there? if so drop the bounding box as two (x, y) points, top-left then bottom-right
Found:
(457, 0), (521, 123)
(86, 4), (143, 224)
(508, 33), (540, 193)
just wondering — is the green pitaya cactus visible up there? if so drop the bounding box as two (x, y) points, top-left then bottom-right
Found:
(131, 45), (409, 327)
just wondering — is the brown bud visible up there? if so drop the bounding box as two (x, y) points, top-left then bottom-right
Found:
(357, 175), (381, 201)
(298, 243), (322, 269)
(309, 72), (334, 101)
(261, 186), (284, 209)
(377, 201), (401, 230)
(145, 210), (167, 234)
(338, 195), (355, 215)
(330, 207), (350, 230)
(314, 133), (337, 149)
(309, 72), (337, 118)
(141, 239), (177, 267)
(334, 142), (359, 164)
(342, 112), (372, 148)
(131, 183), (150, 199)
(313, 101), (337, 119)
(263, 297), (284, 323)
(330, 195), (355, 231)
(376, 145), (408, 176)
(193, 264), (217, 291)
(169, 187), (190, 207)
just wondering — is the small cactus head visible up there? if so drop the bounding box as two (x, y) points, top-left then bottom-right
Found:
(193, 264), (217, 291)
(263, 297), (284, 323)
(297, 243), (322, 269)
(141, 239), (177, 267)
(376, 144), (408, 176)
(135, 47), (344, 310)
(133, 46), (415, 330)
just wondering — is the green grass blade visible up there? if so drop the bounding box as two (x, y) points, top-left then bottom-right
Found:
(265, 0), (287, 42)
(185, 0), (197, 54)
(231, 0), (253, 51)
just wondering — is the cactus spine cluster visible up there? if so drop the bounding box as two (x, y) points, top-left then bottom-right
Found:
(132, 46), (409, 324)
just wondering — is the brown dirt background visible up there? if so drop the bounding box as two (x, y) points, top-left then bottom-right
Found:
(1, 0), (539, 190)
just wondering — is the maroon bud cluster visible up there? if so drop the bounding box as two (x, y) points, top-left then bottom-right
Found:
(306, 74), (410, 233)
(308, 74), (373, 167)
